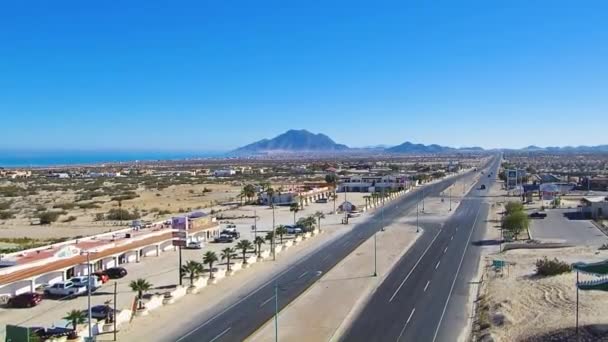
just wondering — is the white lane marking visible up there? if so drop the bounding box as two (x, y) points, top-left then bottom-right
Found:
(176, 259), (301, 341)
(450, 236), (453, 241)
(444, 247), (448, 254)
(259, 295), (275, 307)
(435, 261), (441, 269)
(424, 280), (430, 292)
(389, 229), (442, 302)
(432, 205), (482, 342)
(396, 308), (416, 342)
(298, 271), (309, 279)
(322, 255), (330, 262)
(209, 327), (231, 342)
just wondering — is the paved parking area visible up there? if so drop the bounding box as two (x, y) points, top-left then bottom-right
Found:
(529, 208), (608, 246)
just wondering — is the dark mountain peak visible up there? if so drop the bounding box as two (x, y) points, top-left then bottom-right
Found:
(232, 129), (349, 154)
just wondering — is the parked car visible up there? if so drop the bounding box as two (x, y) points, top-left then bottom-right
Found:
(315, 198), (328, 203)
(7, 292), (42, 308)
(185, 241), (202, 249)
(221, 229), (240, 239)
(214, 234), (234, 243)
(285, 225), (303, 234)
(480, 184), (486, 190)
(92, 272), (110, 284)
(347, 211), (362, 218)
(89, 305), (116, 320)
(529, 212), (547, 219)
(43, 281), (87, 297)
(70, 276), (102, 291)
(102, 267), (128, 279)
(225, 224), (237, 229)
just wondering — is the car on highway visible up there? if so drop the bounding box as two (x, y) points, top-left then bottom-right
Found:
(43, 281), (87, 297)
(185, 241), (202, 249)
(214, 234), (234, 243)
(102, 267), (128, 279)
(70, 276), (102, 291)
(7, 292), (42, 308)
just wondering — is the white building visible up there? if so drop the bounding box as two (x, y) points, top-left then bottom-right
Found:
(581, 197), (608, 219)
(213, 169), (236, 177)
(337, 175), (410, 193)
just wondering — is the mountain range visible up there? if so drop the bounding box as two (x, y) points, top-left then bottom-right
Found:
(230, 129), (608, 155)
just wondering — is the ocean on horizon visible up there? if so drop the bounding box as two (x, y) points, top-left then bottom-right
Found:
(0, 150), (225, 168)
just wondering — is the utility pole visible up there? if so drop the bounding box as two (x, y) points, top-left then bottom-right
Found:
(113, 282), (117, 341)
(449, 187), (452, 211)
(275, 283), (279, 342)
(576, 271), (579, 340)
(254, 209), (257, 241)
(422, 188), (425, 212)
(178, 245), (182, 286)
(373, 232), (377, 277)
(416, 202), (420, 233)
(272, 205), (276, 261)
(85, 252), (92, 340)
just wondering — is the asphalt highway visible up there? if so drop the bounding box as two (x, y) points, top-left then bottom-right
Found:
(173, 157), (498, 342)
(341, 156), (501, 342)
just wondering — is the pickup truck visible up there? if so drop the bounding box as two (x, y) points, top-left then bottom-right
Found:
(70, 276), (102, 291)
(43, 281), (87, 297)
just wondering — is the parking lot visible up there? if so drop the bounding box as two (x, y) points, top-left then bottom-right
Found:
(529, 208), (608, 246)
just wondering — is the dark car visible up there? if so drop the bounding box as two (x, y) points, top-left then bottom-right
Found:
(529, 212), (547, 219)
(480, 184), (486, 190)
(221, 229), (240, 239)
(102, 267), (128, 279)
(214, 235), (234, 243)
(89, 305), (116, 320)
(7, 292), (42, 308)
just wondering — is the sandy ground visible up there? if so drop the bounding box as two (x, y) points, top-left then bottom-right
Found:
(473, 179), (608, 341)
(0, 183), (240, 240)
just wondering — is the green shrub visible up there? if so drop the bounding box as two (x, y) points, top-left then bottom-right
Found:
(505, 201), (524, 215)
(535, 257), (571, 276)
(0, 201), (13, 210)
(37, 211), (62, 225)
(77, 202), (101, 209)
(105, 208), (140, 220)
(62, 215), (77, 223)
(0, 211), (16, 220)
(53, 202), (76, 210)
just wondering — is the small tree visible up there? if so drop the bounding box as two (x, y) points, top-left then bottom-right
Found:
(129, 278), (152, 309)
(503, 211), (529, 240)
(37, 211), (60, 225)
(266, 187), (275, 207)
(221, 247), (237, 272)
(297, 216), (316, 232)
(236, 239), (253, 264)
(275, 225), (287, 244)
(64, 309), (87, 335)
(254, 236), (265, 257)
(505, 201), (524, 215)
(181, 261), (204, 286)
(314, 211), (325, 232)
(203, 251), (219, 278)
(290, 202), (300, 225)
(536, 257), (571, 276)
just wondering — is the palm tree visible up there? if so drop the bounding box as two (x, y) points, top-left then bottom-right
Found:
(297, 215), (317, 232)
(266, 187), (275, 207)
(180, 260), (203, 286)
(129, 278), (152, 309)
(242, 184), (256, 203)
(221, 247), (237, 272)
(290, 202), (300, 225)
(236, 239), (253, 264)
(314, 211), (325, 232)
(203, 251), (219, 278)
(64, 309), (87, 335)
(275, 225), (287, 244)
(254, 236), (265, 257)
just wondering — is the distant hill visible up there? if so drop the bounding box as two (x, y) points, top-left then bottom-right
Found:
(385, 141), (484, 154)
(514, 145), (608, 153)
(231, 129), (349, 154)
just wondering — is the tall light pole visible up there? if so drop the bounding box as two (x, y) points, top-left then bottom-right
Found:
(254, 209), (257, 240)
(373, 232), (377, 277)
(421, 188), (425, 212)
(449, 187), (452, 211)
(416, 202), (420, 233)
(81, 251), (94, 340)
(272, 204), (276, 261)
(275, 283), (279, 342)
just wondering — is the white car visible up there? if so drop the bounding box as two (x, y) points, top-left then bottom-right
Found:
(70, 276), (102, 291)
(43, 281), (87, 297)
(185, 241), (202, 249)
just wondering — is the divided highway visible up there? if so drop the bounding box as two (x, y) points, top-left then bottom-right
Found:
(173, 157), (498, 342)
(342, 156), (501, 342)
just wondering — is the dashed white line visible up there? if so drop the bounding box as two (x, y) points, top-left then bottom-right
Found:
(444, 247), (448, 254)
(424, 280), (430, 292)
(396, 308), (416, 342)
(298, 271), (309, 279)
(259, 295), (275, 307)
(389, 229), (442, 302)
(322, 255), (330, 262)
(432, 205), (482, 342)
(209, 327), (231, 342)
(450, 236), (453, 241)
(435, 261), (441, 269)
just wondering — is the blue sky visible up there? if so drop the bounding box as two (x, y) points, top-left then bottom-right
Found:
(1, 1), (607, 151)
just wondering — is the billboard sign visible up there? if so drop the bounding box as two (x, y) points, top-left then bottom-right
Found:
(171, 216), (189, 230)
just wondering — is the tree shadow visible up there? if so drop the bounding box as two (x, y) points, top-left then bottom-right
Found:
(472, 239), (503, 246)
(563, 211), (588, 221)
(318, 275), (374, 283)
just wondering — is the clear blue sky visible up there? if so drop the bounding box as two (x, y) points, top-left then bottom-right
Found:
(1, 1), (607, 151)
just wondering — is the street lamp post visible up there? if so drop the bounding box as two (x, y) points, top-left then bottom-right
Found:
(275, 283), (279, 342)
(81, 251), (93, 340)
(272, 204), (276, 261)
(416, 202), (420, 233)
(254, 209), (257, 241)
(576, 271), (580, 339)
(373, 232), (377, 277)
(449, 187), (452, 211)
